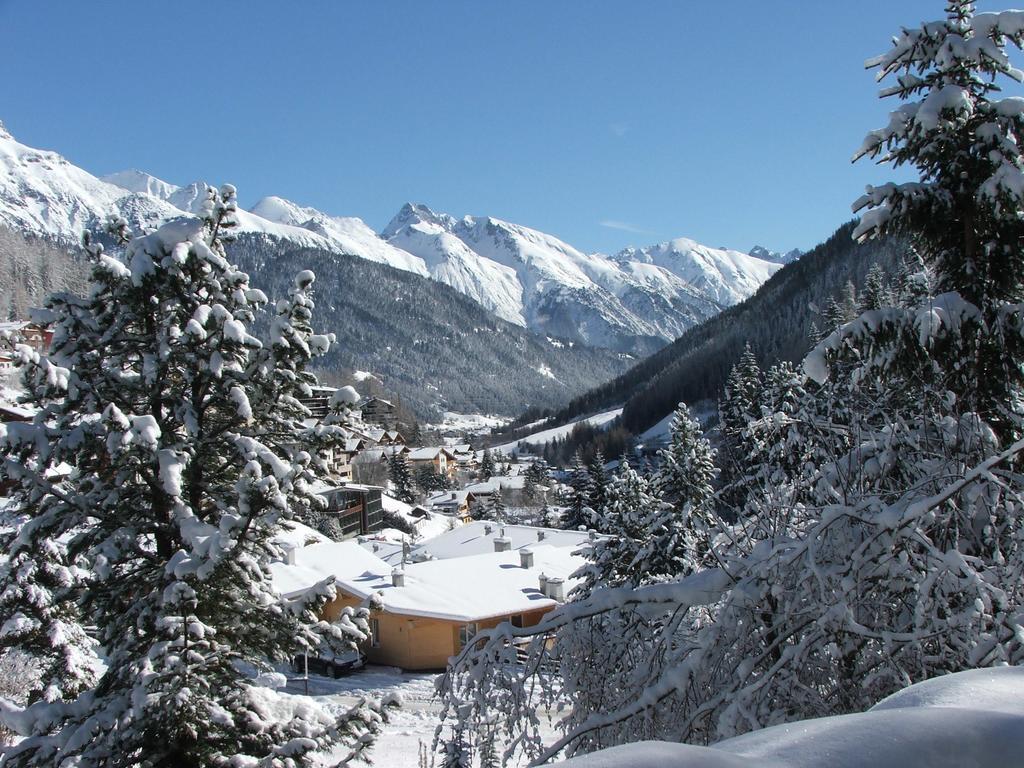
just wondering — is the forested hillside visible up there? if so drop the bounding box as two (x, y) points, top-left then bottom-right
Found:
(227, 234), (630, 418)
(0, 227), (86, 319)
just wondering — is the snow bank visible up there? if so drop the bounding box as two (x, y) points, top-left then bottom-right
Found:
(556, 667), (1024, 768)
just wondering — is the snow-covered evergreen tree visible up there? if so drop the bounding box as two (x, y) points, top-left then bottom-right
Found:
(655, 403), (716, 510)
(478, 448), (495, 481)
(485, 487), (506, 524)
(585, 452), (610, 531)
(641, 403), (718, 575)
(850, 0), (1024, 440)
(0, 189), (390, 766)
(574, 459), (660, 595)
(388, 451), (417, 504)
(560, 452), (592, 531)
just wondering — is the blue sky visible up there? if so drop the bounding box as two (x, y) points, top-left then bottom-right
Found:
(0, 1), (1019, 255)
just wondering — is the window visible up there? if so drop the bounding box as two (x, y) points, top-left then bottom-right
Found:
(511, 614), (524, 628)
(369, 618), (381, 648)
(458, 622), (478, 650)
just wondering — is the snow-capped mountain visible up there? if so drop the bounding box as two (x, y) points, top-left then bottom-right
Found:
(0, 122), (782, 354)
(381, 203), (783, 353)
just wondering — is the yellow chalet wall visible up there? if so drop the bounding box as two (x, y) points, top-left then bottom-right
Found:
(323, 590), (552, 671)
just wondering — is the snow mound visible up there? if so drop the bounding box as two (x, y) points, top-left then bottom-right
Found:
(557, 668), (1024, 768)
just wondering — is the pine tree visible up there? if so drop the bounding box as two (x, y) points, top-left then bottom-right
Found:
(0, 189), (389, 765)
(655, 403), (717, 510)
(575, 459), (661, 594)
(561, 452), (591, 531)
(852, 0), (1024, 439)
(479, 447), (495, 481)
(585, 451), (610, 531)
(718, 344), (764, 515)
(859, 263), (891, 311)
(486, 487), (506, 524)
(388, 451), (417, 504)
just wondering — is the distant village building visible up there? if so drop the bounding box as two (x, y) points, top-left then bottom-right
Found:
(425, 490), (476, 523)
(360, 396), (398, 427)
(319, 483), (386, 539)
(0, 321), (52, 355)
(297, 385), (337, 420)
(407, 446), (458, 480)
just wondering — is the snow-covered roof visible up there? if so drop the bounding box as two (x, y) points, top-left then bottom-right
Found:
(426, 490), (475, 507)
(269, 540), (391, 598)
(407, 446), (455, 461)
(353, 446), (406, 463)
(337, 544), (582, 623)
(464, 476), (528, 494)
(412, 521), (592, 560)
(273, 520), (331, 550)
(357, 537), (405, 566)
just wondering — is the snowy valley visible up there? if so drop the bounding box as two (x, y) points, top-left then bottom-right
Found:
(3, 2), (1024, 768)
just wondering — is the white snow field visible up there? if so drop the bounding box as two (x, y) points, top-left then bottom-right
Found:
(494, 407), (624, 454)
(555, 667), (1024, 768)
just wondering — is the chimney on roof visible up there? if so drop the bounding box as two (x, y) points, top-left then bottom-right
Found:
(537, 530), (546, 542)
(539, 572), (548, 596)
(392, 568), (405, 588)
(484, 524), (493, 536)
(372, 543), (380, 552)
(494, 537), (511, 553)
(546, 577), (565, 602)
(520, 548), (535, 569)
(284, 545), (297, 566)
(588, 529), (597, 542)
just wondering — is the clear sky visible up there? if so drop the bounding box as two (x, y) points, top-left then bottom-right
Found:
(0, 1), (1020, 255)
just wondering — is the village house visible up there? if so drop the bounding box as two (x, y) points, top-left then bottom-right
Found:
(0, 321), (53, 355)
(360, 396), (398, 428)
(271, 537), (583, 670)
(425, 490), (476, 523)
(406, 446), (457, 480)
(318, 483), (387, 539)
(362, 427), (406, 447)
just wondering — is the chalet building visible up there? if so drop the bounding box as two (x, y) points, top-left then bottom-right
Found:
(425, 490), (476, 523)
(298, 385), (337, 420)
(272, 536), (583, 670)
(407, 446), (458, 480)
(0, 321), (53, 355)
(319, 483), (386, 539)
(360, 397), (398, 427)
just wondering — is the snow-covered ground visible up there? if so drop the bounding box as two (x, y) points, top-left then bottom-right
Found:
(494, 407), (623, 454)
(281, 666), (443, 767)
(555, 667), (1024, 768)
(429, 411), (511, 435)
(288, 664), (560, 767)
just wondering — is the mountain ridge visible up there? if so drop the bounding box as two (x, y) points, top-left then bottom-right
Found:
(0, 122), (781, 355)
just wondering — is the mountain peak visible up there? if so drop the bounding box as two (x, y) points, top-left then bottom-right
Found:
(0, 120), (11, 140)
(102, 169), (181, 201)
(749, 244), (802, 264)
(382, 202), (454, 238)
